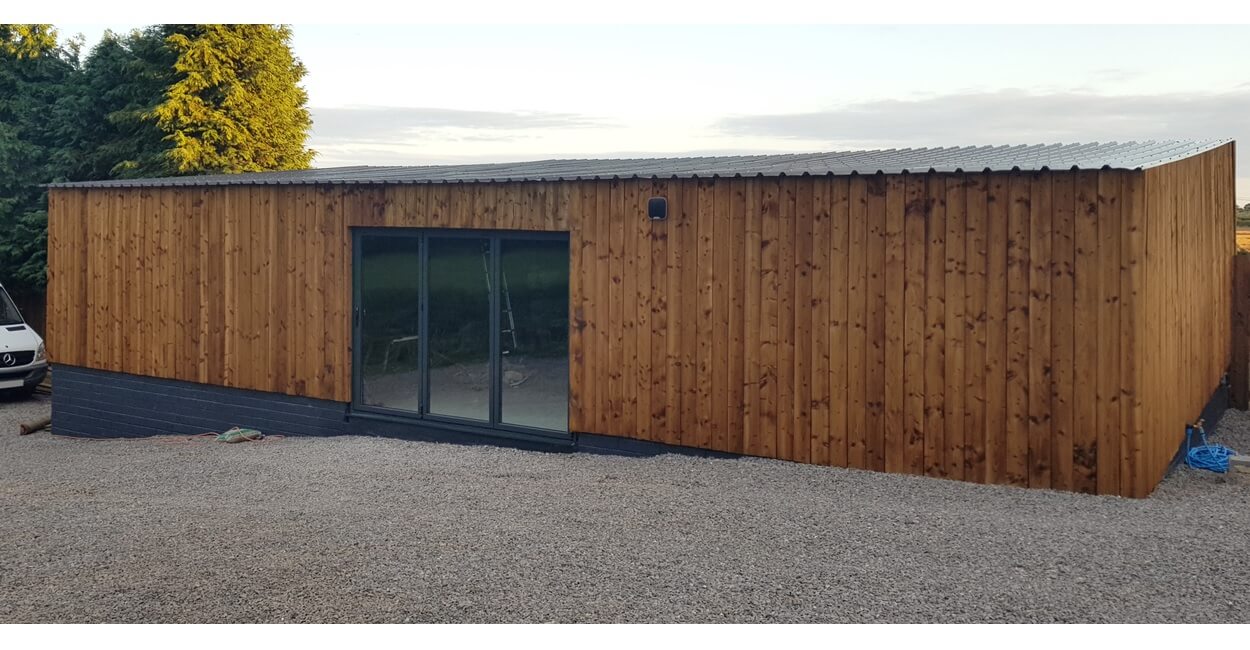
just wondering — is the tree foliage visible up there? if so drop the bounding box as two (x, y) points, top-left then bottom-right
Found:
(155, 25), (314, 174)
(0, 23), (314, 298)
(0, 24), (79, 296)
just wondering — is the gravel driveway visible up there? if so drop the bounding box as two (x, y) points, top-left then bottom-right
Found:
(2, 394), (1248, 623)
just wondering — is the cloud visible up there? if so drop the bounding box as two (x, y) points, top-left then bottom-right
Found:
(714, 88), (1248, 147)
(309, 106), (613, 144)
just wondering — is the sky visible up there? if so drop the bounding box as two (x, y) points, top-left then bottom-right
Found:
(58, 24), (1250, 203)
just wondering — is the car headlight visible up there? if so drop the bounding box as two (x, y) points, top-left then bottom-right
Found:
(34, 342), (45, 362)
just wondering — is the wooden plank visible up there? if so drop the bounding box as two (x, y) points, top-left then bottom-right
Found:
(290, 186), (309, 395)
(608, 179), (626, 437)
(963, 174), (989, 482)
(900, 174), (924, 475)
(1005, 173), (1031, 487)
(649, 180), (670, 444)
(326, 187), (347, 401)
(621, 179), (639, 439)
(696, 179), (716, 450)
(846, 176), (869, 469)
(1096, 171), (1122, 495)
(866, 175), (889, 472)
(196, 190), (212, 384)
(163, 188), (179, 379)
(221, 187), (240, 387)
(575, 183), (594, 430)
(780, 177), (802, 462)
(251, 187), (271, 391)
(1072, 171), (1100, 493)
(923, 175), (947, 477)
(1121, 171), (1146, 497)
(169, 189), (187, 380)
(577, 182), (599, 431)
(743, 178), (763, 457)
(984, 174), (1009, 484)
(269, 187), (290, 394)
(1028, 172), (1054, 489)
(828, 177), (850, 467)
(792, 177), (814, 463)
(758, 177), (780, 458)
(94, 190), (105, 368)
(74, 191), (88, 366)
(1050, 173), (1076, 492)
(131, 190), (147, 376)
(594, 181), (612, 434)
(680, 180), (700, 448)
(810, 177), (832, 465)
(727, 178), (748, 455)
(665, 180), (685, 447)
(711, 179), (732, 452)
(943, 175), (967, 480)
(308, 187), (329, 396)
(634, 180), (653, 441)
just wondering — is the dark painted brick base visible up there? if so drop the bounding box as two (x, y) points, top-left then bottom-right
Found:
(50, 365), (738, 462)
(52, 365), (349, 438)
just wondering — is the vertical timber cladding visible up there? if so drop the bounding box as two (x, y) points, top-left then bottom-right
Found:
(1137, 144), (1235, 495)
(45, 146), (1234, 497)
(573, 171), (1150, 494)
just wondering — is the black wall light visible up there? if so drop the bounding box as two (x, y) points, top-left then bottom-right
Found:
(648, 196), (668, 221)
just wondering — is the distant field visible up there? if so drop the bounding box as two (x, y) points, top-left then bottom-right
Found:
(1238, 206), (1250, 250)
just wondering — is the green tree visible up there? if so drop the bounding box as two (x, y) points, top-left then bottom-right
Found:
(1, 23), (315, 298)
(69, 26), (175, 179)
(152, 24), (314, 174)
(0, 24), (79, 297)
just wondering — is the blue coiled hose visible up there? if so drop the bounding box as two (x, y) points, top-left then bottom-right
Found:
(1185, 423), (1237, 473)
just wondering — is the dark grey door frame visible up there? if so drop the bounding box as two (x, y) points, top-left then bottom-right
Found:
(350, 227), (570, 441)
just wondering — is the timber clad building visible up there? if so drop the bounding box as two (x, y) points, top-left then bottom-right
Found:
(45, 139), (1235, 497)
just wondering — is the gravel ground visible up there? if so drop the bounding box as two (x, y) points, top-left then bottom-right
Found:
(1, 394), (1248, 623)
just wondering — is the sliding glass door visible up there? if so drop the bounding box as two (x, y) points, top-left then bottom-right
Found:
(499, 238), (569, 432)
(352, 229), (569, 437)
(357, 236), (422, 413)
(426, 236), (492, 422)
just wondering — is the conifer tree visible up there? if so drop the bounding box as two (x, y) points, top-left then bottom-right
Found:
(152, 24), (314, 174)
(0, 23), (316, 297)
(0, 24), (78, 297)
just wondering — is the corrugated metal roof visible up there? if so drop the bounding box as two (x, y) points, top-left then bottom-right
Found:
(47, 139), (1232, 188)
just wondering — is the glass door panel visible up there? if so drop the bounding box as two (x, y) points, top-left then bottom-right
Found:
(358, 235), (421, 412)
(498, 239), (570, 431)
(426, 236), (492, 422)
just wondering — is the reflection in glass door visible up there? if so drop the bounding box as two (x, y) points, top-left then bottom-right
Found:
(354, 229), (569, 436)
(426, 236), (492, 422)
(357, 235), (421, 412)
(499, 239), (569, 431)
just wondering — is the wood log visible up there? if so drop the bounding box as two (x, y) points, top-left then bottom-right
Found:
(19, 416), (51, 436)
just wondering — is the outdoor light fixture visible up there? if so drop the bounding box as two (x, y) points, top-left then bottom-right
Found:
(648, 197), (667, 221)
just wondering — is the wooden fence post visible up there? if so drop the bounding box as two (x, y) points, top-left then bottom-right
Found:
(1232, 253), (1250, 409)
